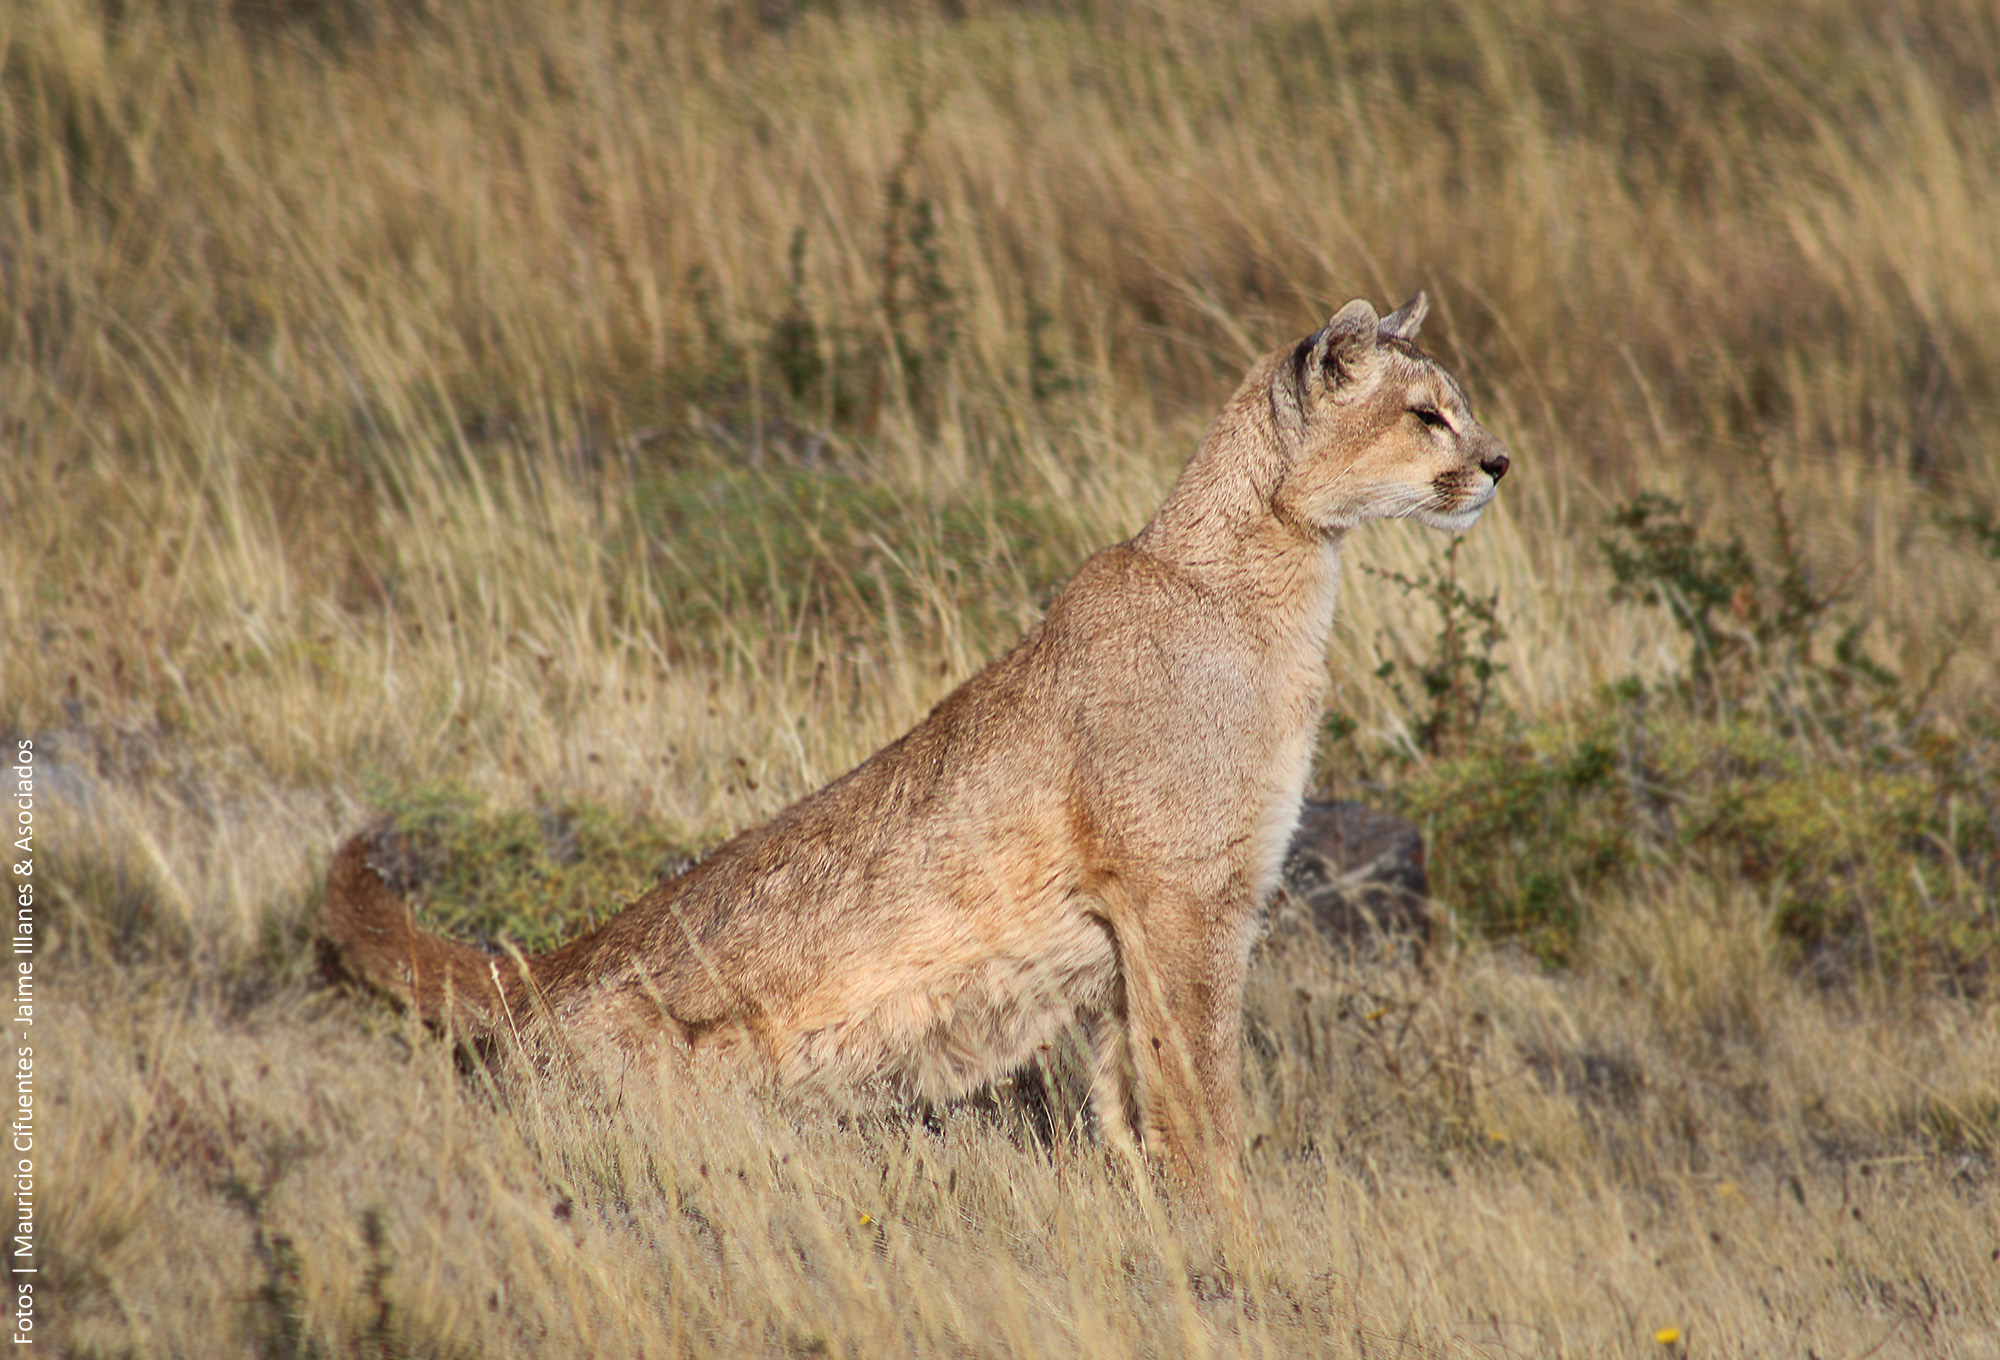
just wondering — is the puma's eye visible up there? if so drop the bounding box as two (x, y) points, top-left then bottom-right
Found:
(1412, 406), (1451, 431)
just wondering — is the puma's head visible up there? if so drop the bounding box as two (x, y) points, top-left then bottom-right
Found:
(1269, 292), (1509, 536)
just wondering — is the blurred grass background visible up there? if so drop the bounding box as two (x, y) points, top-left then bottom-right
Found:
(5, 0), (1998, 1354)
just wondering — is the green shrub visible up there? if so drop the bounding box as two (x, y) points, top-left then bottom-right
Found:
(1352, 486), (1998, 985)
(1400, 705), (1996, 981)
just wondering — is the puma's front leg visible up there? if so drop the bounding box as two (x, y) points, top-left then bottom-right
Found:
(1111, 901), (1251, 1209)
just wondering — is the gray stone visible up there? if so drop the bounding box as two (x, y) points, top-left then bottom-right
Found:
(1281, 799), (1431, 952)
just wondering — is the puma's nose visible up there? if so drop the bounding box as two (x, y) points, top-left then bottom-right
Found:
(1480, 451), (1510, 482)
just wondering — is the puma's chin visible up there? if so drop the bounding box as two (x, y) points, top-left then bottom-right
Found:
(1414, 494), (1493, 533)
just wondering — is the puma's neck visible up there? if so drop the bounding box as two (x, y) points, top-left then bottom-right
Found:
(1134, 363), (1347, 656)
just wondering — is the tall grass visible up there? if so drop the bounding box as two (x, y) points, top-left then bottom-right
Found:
(8, 0), (1999, 1354)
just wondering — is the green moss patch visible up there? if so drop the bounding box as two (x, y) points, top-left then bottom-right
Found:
(364, 783), (702, 955)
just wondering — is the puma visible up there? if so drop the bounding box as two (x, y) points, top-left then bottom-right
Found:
(321, 292), (1508, 1202)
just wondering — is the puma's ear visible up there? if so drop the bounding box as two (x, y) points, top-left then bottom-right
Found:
(1378, 290), (1429, 342)
(1290, 298), (1380, 399)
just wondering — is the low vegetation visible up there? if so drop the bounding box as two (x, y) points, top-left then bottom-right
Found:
(8, 0), (1997, 1354)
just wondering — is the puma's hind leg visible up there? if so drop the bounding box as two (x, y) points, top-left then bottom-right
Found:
(1087, 1006), (1143, 1158)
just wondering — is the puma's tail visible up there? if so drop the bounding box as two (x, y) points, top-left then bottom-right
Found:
(320, 832), (529, 1038)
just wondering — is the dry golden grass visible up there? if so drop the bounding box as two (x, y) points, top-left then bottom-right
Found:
(7, 0), (1999, 1354)
(50, 908), (2000, 1357)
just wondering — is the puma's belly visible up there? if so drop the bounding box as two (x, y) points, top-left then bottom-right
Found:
(781, 898), (1119, 1103)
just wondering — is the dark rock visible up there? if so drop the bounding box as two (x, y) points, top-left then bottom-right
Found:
(1281, 799), (1431, 952)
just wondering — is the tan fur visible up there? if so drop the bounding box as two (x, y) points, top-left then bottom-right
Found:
(320, 293), (1508, 1202)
